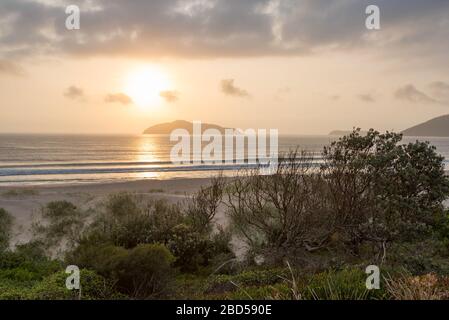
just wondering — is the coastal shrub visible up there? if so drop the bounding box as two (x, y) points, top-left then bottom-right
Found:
(1, 189), (38, 198)
(186, 175), (226, 232)
(167, 224), (210, 272)
(302, 268), (386, 300)
(386, 239), (449, 276)
(0, 242), (61, 286)
(0, 208), (13, 251)
(0, 283), (29, 300)
(0, 242), (63, 300)
(207, 268), (286, 293)
(27, 269), (119, 300)
(207, 226), (235, 271)
(226, 151), (334, 254)
(105, 192), (141, 219)
(67, 242), (175, 299)
(226, 129), (449, 265)
(87, 193), (145, 247)
(204, 266), (297, 299)
(436, 212), (449, 245)
(78, 193), (232, 273)
(32, 201), (87, 251)
(166, 224), (233, 273)
(322, 129), (449, 260)
(214, 283), (292, 300)
(114, 244), (175, 299)
(66, 243), (128, 279)
(142, 199), (185, 244)
(90, 196), (185, 248)
(385, 272), (449, 300)
(42, 201), (78, 219)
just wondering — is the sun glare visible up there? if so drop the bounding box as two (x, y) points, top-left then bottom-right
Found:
(124, 66), (171, 109)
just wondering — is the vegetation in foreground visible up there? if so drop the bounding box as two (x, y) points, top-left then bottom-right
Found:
(1, 129), (449, 300)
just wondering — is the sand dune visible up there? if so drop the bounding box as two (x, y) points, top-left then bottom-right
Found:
(0, 178), (216, 246)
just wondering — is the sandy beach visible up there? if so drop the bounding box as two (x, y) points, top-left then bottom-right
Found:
(0, 178), (216, 246)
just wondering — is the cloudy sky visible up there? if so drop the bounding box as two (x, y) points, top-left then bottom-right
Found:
(1, 0), (449, 134)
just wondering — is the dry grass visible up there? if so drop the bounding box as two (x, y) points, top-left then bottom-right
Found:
(2, 189), (39, 197)
(385, 273), (449, 300)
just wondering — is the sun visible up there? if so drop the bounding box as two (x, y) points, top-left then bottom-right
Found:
(123, 66), (171, 108)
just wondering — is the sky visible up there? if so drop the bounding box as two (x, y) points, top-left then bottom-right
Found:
(0, 0), (449, 135)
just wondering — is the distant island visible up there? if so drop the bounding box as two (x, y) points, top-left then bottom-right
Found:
(329, 114), (449, 137)
(150, 116), (449, 137)
(402, 114), (449, 137)
(143, 120), (230, 134)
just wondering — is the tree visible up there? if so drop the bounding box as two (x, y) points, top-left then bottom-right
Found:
(226, 150), (333, 254)
(322, 129), (449, 261)
(186, 174), (226, 232)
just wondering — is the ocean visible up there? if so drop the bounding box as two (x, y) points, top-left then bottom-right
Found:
(1, 134), (449, 186)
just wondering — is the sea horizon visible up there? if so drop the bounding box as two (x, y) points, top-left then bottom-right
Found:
(2, 133), (449, 186)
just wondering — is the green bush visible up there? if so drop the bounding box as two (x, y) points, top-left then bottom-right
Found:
(89, 196), (185, 249)
(220, 283), (292, 300)
(42, 201), (78, 219)
(78, 194), (232, 273)
(167, 224), (208, 272)
(0, 284), (28, 300)
(66, 243), (128, 279)
(226, 129), (449, 265)
(0, 208), (13, 251)
(322, 129), (449, 257)
(32, 201), (86, 250)
(27, 269), (119, 300)
(68, 241), (175, 299)
(0, 242), (61, 286)
(115, 244), (175, 299)
(302, 268), (386, 300)
(166, 224), (233, 273)
(205, 268), (286, 296)
(387, 240), (449, 276)
(105, 192), (141, 219)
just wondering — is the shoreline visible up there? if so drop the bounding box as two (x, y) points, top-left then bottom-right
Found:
(0, 176), (215, 193)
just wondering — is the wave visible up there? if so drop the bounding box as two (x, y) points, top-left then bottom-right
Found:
(0, 163), (272, 177)
(2, 156), (448, 178)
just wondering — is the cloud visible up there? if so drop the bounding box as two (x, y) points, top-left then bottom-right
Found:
(394, 84), (438, 105)
(1, 0), (448, 63)
(0, 60), (24, 76)
(429, 81), (449, 100)
(159, 90), (179, 103)
(358, 94), (375, 103)
(105, 93), (133, 105)
(329, 95), (341, 101)
(63, 86), (84, 100)
(221, 79), (250, 97)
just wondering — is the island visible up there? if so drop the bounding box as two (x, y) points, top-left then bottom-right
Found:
(402, 114), (449, 137)
(143, 120), (230, 135)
